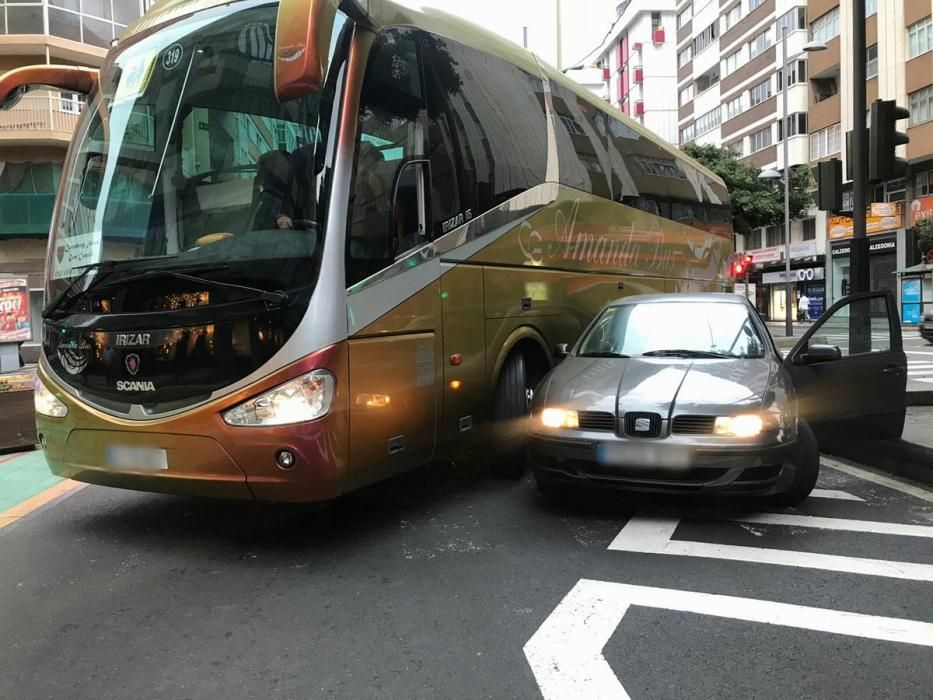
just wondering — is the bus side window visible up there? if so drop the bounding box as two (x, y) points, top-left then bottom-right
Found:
(347, 29), (426, 286)
(550, 83), (612, 200)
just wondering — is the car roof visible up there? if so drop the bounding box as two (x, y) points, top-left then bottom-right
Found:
(607, 293), (748, 307)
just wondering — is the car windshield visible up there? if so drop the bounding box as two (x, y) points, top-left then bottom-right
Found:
(579, 300), (766, 359)
(46, 0), (348, 308)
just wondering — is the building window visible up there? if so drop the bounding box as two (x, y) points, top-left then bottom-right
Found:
(842, 190), (854, 211)
(748, 29), (772, 59)
(651, 11), (662, 29)
(777, 60), (807, 90)
(810, 7), (840, 44)
(723, 50), (741, 76)
(908, 16), (933, 58)
(802, 218), (816, 241)
(866, 44), (878, 79)
(678, 84), (694, 106)
(746, 228), (761, 249)
(695, 107), (722, 137)
(693, 22), (718, 56)
(909, 85), (933, 126)
(677, 5), (692, 30)
(749, 78), (772, 107)
(778, 113), (807, 141)
(916, 171), (933, 197)
(867, 0), (877, 16)
(680, 123), (696, 145)
(678, 46), (692, 68)
(727, 140), (744, 157)
(749, 126), (772, 153)
(722, 4), (741, 32)
(766, 225), (784, 246)
(776, 6), (807, 38)
(724, 96), (742, 121)
(809, 123), (842, 160)
(695, 69), (720, 93)
(749, 0), (766, 11)
(884, 179), (906, 203)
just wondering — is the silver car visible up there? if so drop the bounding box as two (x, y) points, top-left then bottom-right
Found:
(528, 292), (907, 505)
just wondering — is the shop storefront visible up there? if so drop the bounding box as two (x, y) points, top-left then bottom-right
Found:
(746, 241), (825, 321)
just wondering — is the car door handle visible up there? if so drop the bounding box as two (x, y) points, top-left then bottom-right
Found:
(882, 365), (906, 375)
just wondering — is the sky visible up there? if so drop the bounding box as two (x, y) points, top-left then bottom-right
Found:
(412, 0), (620, 70)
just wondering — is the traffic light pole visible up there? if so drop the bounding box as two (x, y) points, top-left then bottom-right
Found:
(850, 0), (870, 353)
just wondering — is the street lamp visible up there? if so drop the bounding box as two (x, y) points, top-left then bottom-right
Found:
(757, 31), (826, 338)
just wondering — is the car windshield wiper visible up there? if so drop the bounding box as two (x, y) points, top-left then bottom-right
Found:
(99, 269), (288, 306)
(42, 254), (179, 318)
(642, 349), (733, 359)
(578, 351), (631, 358)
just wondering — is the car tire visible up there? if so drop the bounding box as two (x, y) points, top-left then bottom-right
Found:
(771, 421), (819, 507)
(490, 352), (530, 478)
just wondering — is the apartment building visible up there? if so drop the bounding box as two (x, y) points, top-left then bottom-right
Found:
(576, 0), (680, 145)
(0, 1), (148, 359)
(807, 0), (933, 320)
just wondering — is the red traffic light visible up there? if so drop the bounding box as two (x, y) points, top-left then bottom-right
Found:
(732, 262), (745, 277)
(743, 254), (753, 266)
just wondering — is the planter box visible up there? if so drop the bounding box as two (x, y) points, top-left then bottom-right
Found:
(0, 372), (38, 451)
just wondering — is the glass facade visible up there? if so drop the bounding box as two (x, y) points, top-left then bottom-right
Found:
(1, 1), (148, 46)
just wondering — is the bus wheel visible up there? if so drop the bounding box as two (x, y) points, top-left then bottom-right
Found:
(490, 352), (531, 478)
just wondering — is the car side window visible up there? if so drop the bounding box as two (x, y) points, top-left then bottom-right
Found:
(809, 296), (892, 356)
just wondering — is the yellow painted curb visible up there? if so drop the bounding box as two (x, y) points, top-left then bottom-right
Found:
(0, 481), (86, 530)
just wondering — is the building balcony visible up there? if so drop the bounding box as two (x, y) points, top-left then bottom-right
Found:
(0, 94), (82, 146)
(0, 192), (55, 236)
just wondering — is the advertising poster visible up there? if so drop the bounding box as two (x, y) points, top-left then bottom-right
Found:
(902, 278), (922, 325)
(0, 277), (31, 343)
(805, 282), (825, 320)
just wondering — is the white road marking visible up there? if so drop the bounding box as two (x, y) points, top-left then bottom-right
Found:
(524, 580), (933, 700)
(905, 351), (933, 355)
(810, 488), (865, 502)
(711, 511), (933, 538)
(915, 377), (933, 384)
(822, 457), (933, 503)
(608, 515), (933, 581)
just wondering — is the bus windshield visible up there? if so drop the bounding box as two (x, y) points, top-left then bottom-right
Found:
(47, 0), (348, 310)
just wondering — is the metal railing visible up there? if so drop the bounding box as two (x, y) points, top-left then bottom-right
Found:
(0, 95), (83, 136)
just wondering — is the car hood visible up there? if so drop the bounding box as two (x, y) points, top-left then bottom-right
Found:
(542, 356), (774, 417)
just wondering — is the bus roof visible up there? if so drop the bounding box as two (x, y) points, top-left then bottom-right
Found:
(127, 0), (726, 192)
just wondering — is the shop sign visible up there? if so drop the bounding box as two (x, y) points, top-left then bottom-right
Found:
(870, 202), (898, 217)
(827, 203), (902, 239)
(830, 237), (897, 257)
(910, 195), (933, 226)
(0, 277), (31, 344)
(789, 240), (817, 259)
(762, 267), (825, 284)
(747, 246), (782, 263)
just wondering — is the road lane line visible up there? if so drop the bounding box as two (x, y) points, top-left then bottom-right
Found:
(710, 512), (933, 538)
(822, 457), (933, 503)
(609, 515), (933, 581)
(525, 580), (933, 700)
(0, 480), (85, 530)
(810, 489), (865, 501)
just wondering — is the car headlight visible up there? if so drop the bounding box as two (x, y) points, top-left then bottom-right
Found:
(714, 414), (763, 438)
(541, 408), (579, 429)
(34, 376), (68, 418)
(222, 370), (335, 426)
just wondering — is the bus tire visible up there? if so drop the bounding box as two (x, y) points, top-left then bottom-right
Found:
(490, 352), (530, 478)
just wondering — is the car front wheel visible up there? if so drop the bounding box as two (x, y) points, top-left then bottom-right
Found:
(770, 421), (819, 507)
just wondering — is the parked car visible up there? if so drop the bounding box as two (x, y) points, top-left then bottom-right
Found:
(528, 292), (907, 505)
(921, 308), (933, 344)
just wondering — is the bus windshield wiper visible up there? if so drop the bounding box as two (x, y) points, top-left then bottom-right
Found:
(642, 349), (733, 359)
(578, 351), (630, 358)
(103, 269), (288, 306)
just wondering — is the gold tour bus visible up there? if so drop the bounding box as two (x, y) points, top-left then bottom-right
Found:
(1, 0), (733, 501)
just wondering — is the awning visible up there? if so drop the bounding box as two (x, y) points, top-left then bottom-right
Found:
(894, 263), (933, 275)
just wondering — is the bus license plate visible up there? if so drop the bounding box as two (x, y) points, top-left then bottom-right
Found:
(105, 445), (168, 471)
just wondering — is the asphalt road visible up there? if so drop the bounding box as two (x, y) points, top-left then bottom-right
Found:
(1, 456), (931, 699)
(905, 332), (933, 393)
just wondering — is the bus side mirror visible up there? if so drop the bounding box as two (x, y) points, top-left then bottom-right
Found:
(274, 0), (340, 102)
(0, 65), (98, 108)
(553, 343), (569, 361)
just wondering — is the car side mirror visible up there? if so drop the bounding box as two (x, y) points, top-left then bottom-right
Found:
(800, 344), (842, 365)
(553, 343), (569, 361)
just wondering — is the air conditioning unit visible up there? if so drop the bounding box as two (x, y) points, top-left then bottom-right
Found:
(633, 42), (643, 52)
(635, 101), (645, 116)
(603, 67), (611, 80)
(634, 66), (644, 83)
(652, 27), (665, 44)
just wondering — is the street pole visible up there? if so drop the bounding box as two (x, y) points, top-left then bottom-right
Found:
(851, 0), (870, 353)
(555, 0), (563, 70)
(782, 26), (793, 337)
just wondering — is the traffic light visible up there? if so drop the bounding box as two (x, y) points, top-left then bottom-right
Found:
(731, 254), (753, 278)
(816, 158), (842, 212)
(869, 99), (909, 182)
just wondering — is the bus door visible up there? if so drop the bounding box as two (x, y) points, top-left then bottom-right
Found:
(344, 28), (442, 489)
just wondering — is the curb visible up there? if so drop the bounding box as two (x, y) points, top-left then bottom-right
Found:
(907, 391), (933, 407)
(827, 440), (933, 488)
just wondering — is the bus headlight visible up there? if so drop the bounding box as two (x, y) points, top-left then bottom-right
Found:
(34, 377), (68, 418)
(714, 414), (763, 438)
(223, 370), (335, 427)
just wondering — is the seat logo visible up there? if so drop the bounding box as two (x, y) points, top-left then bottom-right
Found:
(634, 418), (651, 432)
(125, 353), (141, 376)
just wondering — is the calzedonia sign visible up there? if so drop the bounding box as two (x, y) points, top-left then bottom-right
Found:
(831, 238), (897, 257)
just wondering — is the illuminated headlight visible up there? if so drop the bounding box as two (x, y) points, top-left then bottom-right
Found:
(223, 370), (335, 427)
(714, 414), (763, 438)
(541, 408), (579, 429)
(34, 377), (68, 418)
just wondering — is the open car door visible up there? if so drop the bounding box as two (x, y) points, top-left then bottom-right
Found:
(783, 290), (906, 446)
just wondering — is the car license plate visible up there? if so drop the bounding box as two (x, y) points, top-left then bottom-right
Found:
(105, 445), (168, 471)
(596, 442), (691, 469)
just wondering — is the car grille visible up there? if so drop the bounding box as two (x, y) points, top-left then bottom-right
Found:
(671, 415), (716, 435)
(577, 411), (616, 432)
(622, 412), (662, 438)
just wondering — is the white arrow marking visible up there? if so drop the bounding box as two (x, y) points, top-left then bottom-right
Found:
(525, 580), (933, 700)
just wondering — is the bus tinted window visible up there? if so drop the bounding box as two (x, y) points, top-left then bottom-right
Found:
(420, 34), (548, 222)
(549, 82), (612, 200)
